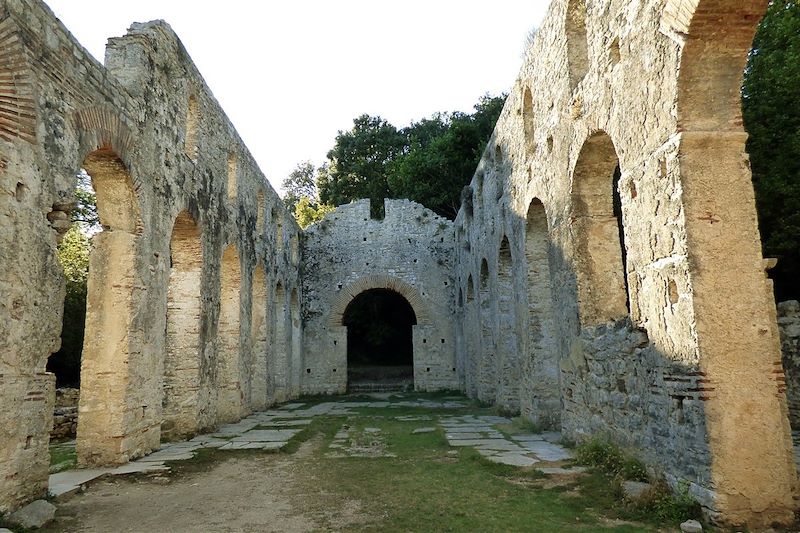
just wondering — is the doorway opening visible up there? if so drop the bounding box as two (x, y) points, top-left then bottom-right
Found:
(343, 288), (417, 391)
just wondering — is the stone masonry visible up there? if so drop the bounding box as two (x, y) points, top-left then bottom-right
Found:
(779, 301), (800, 429)
(0, 0), (798, 529)
(301, 199), (458, 394)
(451, 0), (797, 526)
(0, 1), (300, 513)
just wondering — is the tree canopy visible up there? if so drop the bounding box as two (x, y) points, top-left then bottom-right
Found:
(743, 0), (800, 300)
(314, 94), (506, 220)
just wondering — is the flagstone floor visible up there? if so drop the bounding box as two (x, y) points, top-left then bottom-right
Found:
(49, 393), (583, 498)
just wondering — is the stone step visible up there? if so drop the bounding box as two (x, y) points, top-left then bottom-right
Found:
(347, 382), (412, 393)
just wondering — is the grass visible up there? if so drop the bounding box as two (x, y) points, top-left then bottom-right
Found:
(49, 441), (77, 473)
(45, 393), (703, 531)
(288, 397), (659, 532)
(574, 438), (702, 526)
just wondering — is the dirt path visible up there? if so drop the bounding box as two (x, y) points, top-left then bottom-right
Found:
(44, 437), (364, 533)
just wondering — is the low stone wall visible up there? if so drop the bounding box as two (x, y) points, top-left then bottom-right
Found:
(560, 319), (714, 510)
(778, 301), (800, 429)
(50, 388), (79, 440)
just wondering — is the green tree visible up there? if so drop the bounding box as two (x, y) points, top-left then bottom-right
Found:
(49, 224), (90, 386)
(72, 169), (99, 229)
(282, 161), (317, 213)
(317, 94), (506, 220)
(388, 94), (507, 219)
(294, 196), (335, 229)
(743, 0), (800, 299)
(318, 115), (405, 218)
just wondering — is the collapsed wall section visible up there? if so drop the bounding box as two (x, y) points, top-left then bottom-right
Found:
(301, 199), (457, 394)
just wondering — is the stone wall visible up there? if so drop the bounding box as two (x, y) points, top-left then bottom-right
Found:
(0, 1), (300, 512)
(561, 320), (713, 508)
(50, 389), (79, 441)
(779, 301), (800, 428)
(452, 0), (797, 526)
(1, 0), (798, 528)
(301, 199), (458, 394)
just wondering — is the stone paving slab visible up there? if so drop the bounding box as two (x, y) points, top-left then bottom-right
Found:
(538, 466), (588, 475)
(445, 432), (487, 440)
(486, 453), (539, 467)
(232, 429), (300, 442)
(49, 469), (110, 497)
(110, 462), (169, 475)
(51, 394), (585, 500)
(259, 419), (312, 427)
(475, 442), (528, 452)
(220, 441), (271, 450)
(447, 438), (512, 448)
(519, 441), (573, 461)
(143, 449), (196, 462)
(511, 434), (545, 442)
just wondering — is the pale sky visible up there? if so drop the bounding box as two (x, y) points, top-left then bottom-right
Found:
(45, 1), (550, 194)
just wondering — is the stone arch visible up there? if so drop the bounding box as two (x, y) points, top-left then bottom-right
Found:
(565, 0), (590, 91)
(570, 130), (628, 326)
(162, 210), (203, 439)
(273, 208), (284, 256)
(250, 263), (268, 410)
(217, 245), (243, 423)
(256, 189), (266, 235)
(328, 275), (430, 327)
(496, 235), (519, 410)
(289, 286), (301, 396)
(75, 147), (145, 466)
(675, 0), (766, 132)
(478, 258), (495, 402)
(272, 281), (289, 402)
(672, 0), (798, 524)
(523, 198), (559, 425)
(522, 86), (535, 155)
(73, 105), (137, 172)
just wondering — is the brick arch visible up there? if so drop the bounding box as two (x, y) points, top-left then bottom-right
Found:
(73, 105), (137, 167)
(674, 0), (767, 131)
(328, 275), (430, 327)
(0, 17), (36, 144)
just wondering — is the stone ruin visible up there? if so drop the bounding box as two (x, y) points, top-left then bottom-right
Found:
(0, 0), (797, 527)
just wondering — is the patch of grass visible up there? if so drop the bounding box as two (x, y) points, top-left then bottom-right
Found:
(621, 480), (701, 524)
(49, 442), (77, 473)
(575, 439), (648, 482)
(574, 438), (702, 527)
(297, 409), (651, 532)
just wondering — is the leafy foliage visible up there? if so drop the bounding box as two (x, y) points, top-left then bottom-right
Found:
(48, 225), (90, 386)
(282, 161), (335, 228)
(72, 169), (100, 230)
(575, 439), (702, 524)
(281, 161), (318, 214)
(317, 94), (506, 220)
(294, 196), (334, 229)
(389, 95), (506, 219)
(318, 115), (405, 219)
(743, 0), (800, 299)
(575, 438), (648, 482)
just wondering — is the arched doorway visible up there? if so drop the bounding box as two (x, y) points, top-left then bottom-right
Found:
(343, 288), (417, 391)
(162, 210), (203, 440)
(570, 130), (629, 326)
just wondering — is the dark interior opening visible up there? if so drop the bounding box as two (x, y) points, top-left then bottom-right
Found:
(612, 164), (630, 314)
(343, 288), (416, 390)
